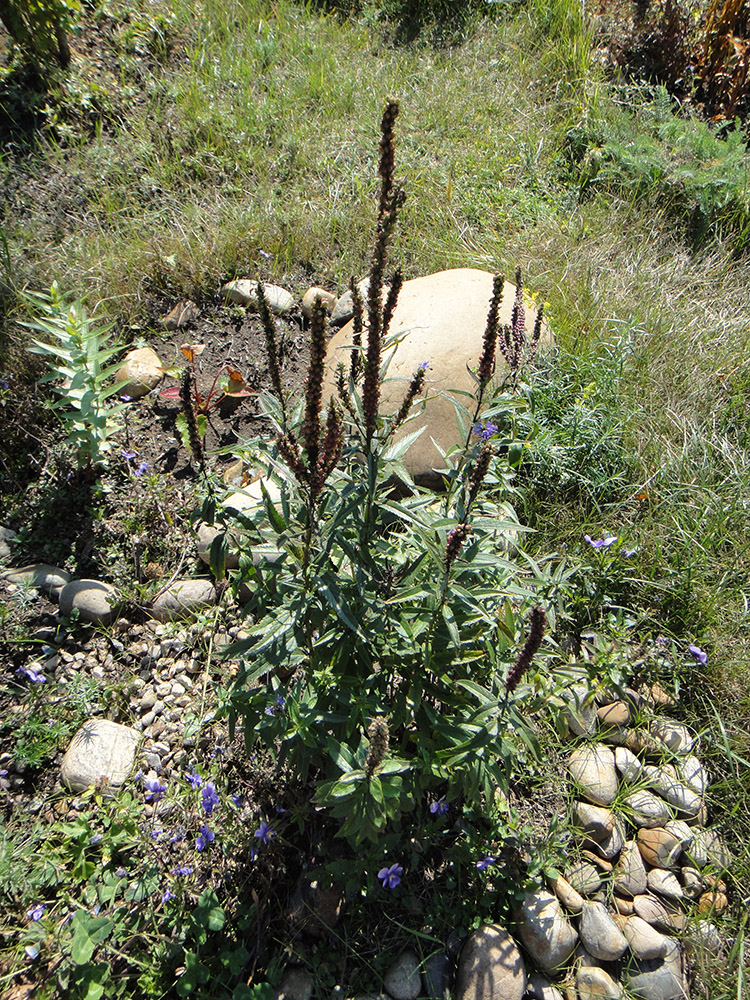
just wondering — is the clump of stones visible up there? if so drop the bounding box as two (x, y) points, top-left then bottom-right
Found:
(0, 275), (729, 1000)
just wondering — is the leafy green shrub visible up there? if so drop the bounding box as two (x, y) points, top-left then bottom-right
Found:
(23, 282), (126, 469)
(208, 104), (567, 904)
(0, 0), (77, 72)
(565, 86), (750, 250)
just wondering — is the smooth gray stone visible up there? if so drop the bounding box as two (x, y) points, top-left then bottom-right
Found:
(626, 938), (687, 1000)
(3, 562), (71, 595)
(60, 719), (139, 794)
(59, 579), (119, 625)
(151, 579), (216, 622)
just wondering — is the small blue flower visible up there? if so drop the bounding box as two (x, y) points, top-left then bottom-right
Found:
(230, 793), (243, 808)
(171, 865), (192, 876)
(162, 889), (172, 903)
(254, 820), (275, 845)
(201, 782), (220, 814)
(265, 693), (286, 716)
(196, 824), (215, 852)
(151, 829), (162, 840)
(143, 776), (166, 802)
(476, 856), (496, 871)
(120, 394), (133, 402)
(378, 863), (403, 889)
(121, 449), (137, 460)
(418, 361), (429, 371)
(429, 795), (449, 817)
(688, 643), (707, 665)
(115, 867), (128, 878)
(584, 534), (619, 549)
(26, 905), (45, 922)
(185, 769), (202, 789)
(15, 666), (46, 684)
(473, 421), (498, 441)
(24, 944), (40, 961)
(134, 461), (149, 477)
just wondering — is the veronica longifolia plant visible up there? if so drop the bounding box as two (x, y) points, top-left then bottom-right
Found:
(216, 103), (553, 854)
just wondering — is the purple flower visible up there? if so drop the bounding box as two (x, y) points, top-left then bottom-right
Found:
(162, 889), (172, 903)
(584, 534), (618, 549)
(473, 421), (498, 441)
(476, 856), (496, 870)
(418, 361), (429, 371)
(120, 394), (133, 402)
(151, 829), (162, 840)
(0, 377), (9, 389)
(265, 693), (286, 716)
(196, 824), (215, 852)
(15, 666), (46, 683)
(254, 820), (275, 845)
(201, 782), (220, 814)
(26, 905), (45, 922)
(688, 643), (707, 665)
(185, 769), (202, 789)
(171, 865), (192, 876)
(115, 867), (128, 878)
(143, 776), (166, 802)
(134, 461), (149, 477)
(121, 449), (137, 460)
(430, 795), (449, 817)
(378, 863), (403, 889)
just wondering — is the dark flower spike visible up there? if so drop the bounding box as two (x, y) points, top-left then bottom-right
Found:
(335, 362), (355, 418)
(302, 296), (328, 472)
(378, 100), (400, 222)
(392, 363), (427, 431)
(364, 716), (390, 777)
(445, 523), (472, 571)
(477, 274), (505, 384)
(349, 276), (364, 383)
(510, 267), (526, 368)
(320, 398), (344, 476)
(466, 440), (494, 511)
(527, 304), (545, 365)
(179, 368), (204, 466)
(256, 281), (287, 419)
(381, 268), (403, 343)
(506, 606), (546, 694)
(278, 432), (309, 486)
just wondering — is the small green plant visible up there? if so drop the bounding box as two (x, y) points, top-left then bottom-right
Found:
(159, 343), (253, 468)
(23, 282), (127, 469)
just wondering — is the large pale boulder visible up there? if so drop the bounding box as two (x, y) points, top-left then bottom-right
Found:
(323, 269), (551, 488)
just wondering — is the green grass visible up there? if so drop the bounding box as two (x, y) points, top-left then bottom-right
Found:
(1, 0), (750, 994)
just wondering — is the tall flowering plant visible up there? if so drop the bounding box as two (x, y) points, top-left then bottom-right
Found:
(214, 103), (555, 857)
